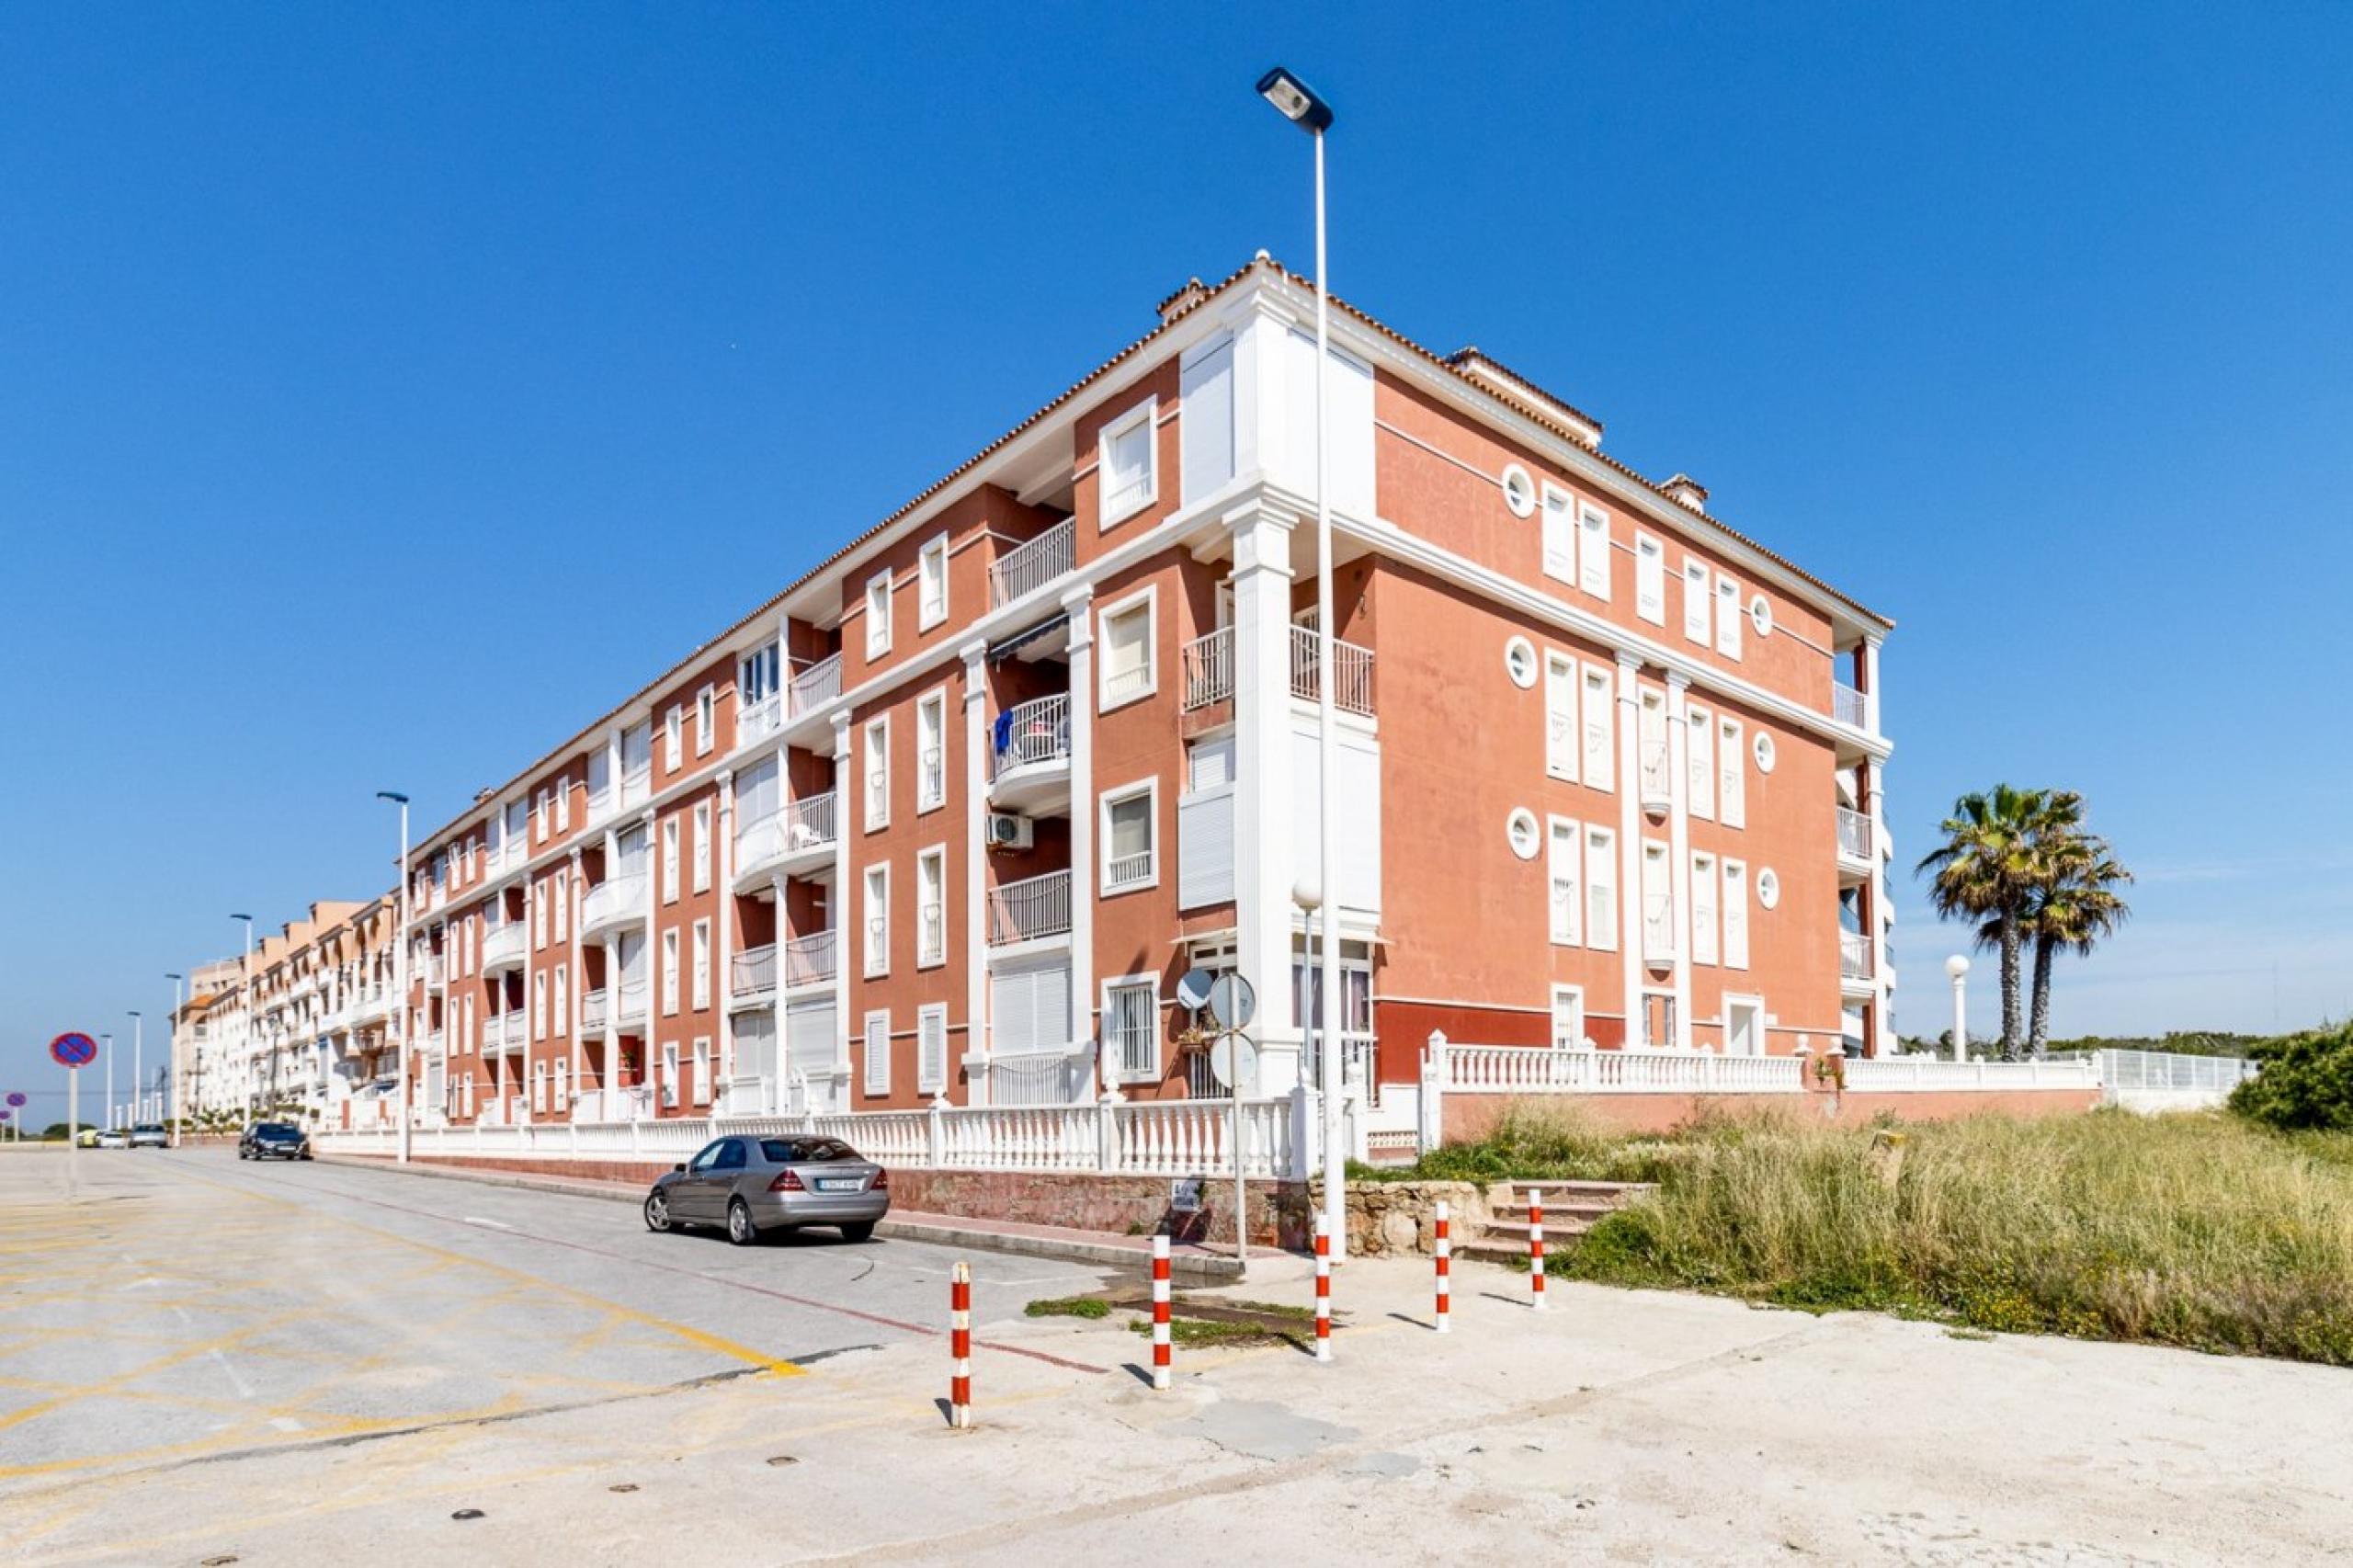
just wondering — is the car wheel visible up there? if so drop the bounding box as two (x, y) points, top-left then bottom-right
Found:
(726, 1199), (756, 1247)
(644, 1191), (673, 1233)
(840, 1221), (876, 1244)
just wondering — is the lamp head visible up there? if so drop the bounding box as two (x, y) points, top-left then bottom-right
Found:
(377, 790), (409, 804)
(1944, 954), (1971, 980)
(1256, 66), (1333, 132)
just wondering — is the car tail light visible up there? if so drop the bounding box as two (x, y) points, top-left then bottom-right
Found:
(767, 1168), (805, 1192)
(870, 1168), (889, 1190)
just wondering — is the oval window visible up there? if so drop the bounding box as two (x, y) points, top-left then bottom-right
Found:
(1750, 595), (1773, 636)
(1753, 732), (1777, 774)
(1507, 808), (1540, 861)
(1757, 868), (1781, 909)
(1504, 635), (1538, 689)
(1501, 464), (1536, 518)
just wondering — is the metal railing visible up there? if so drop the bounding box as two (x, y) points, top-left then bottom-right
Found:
(991, 693), (1071, 778)
(918, 903), (945, 967)
(1105, 851), (1154, 892)
(732, 944), (777, 996)
(1833, 681), (1867, 728)
(986, 1047), (1083, 1107)
(790, 653), (842, 717)
(783, 930), (838, 987)
(581, 990), (608, 1031)
(1288, 624), (1375, 717)
(988, 518), (1075, 608)
(1836, 806), (1874, 862)
(987, 869), (1072, 946)
(736, 790), (837, 872)
(1840, 930), (1874, 981)
(1181, 627), (1233, 710)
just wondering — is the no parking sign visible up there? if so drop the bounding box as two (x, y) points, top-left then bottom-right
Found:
(51, 1032), (97, 1069)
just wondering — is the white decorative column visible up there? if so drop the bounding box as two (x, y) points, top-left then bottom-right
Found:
(1062, 584), (1098, 1100)
(1861, 632), (1884, 736)
(518, 882), (534, 1123)
(830, 710), (855, 1106)
(602, 823), (620, 1119)
(960, 642), (991, 1104)
(566, 848), (584, 1119)
(1665, 672), (1694, 1050)
(1613, 654), (1643, 1049)
(714, 767), (735, 1092)
(1867, 757), (1893, 1056)
(1231, 506), (1301, 1092)
(641, 807), (659, 1112)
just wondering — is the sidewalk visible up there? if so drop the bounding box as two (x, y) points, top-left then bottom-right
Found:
(315, 1152), (1251, 1282)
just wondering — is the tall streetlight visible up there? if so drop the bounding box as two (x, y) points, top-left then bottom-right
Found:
(232, 915), (255, 1117)
(165, 973), (185, 1146)
(128, 1011), (143, 1124)
(1256, 64), (1347, 1260)
(379, 790), (413, 1165)
(1946, 954), (1971, 1062)
(102, 1031), (115, 1131)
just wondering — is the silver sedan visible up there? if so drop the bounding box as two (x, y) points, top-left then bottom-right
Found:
(643, 1134), (890, 1246)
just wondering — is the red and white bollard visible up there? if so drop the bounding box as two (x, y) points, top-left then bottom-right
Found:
(1433, 1199), (1451, 1333)
(949, 1261), (973, 1427)
(1313, 1214), (1334, 1361)
(1529, 1188), (1548, 1311)
(1150, 1234), (1173, 1391)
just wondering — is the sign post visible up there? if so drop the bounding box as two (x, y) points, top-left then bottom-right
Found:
(51, 1033), (97, 1194)
(1179, 970), (1258, 1278)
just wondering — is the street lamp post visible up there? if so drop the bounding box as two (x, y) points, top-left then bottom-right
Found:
(1257, 64), (1347, 1259)
(232, 915), (255, 1119)
(1945, 954), (1971, 1062)
(379, 791), (412, 1165)
(165, 973), (185, 1145)
(102, 1031), (115, 1131)
(129, 1011), (142, 1125)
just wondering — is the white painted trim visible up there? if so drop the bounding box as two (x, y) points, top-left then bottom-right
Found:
(861, 860), (891, 980)
(917, 533), (949, 631)
(1100, 971), (1163, 1085)
(1097, 395), (1160, 531)
(1095, 583), (1159, 714)
(1097, 775), (1161, 898)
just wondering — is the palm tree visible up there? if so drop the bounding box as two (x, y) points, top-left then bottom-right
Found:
(2018, 837), (2133, 1056)
(1917, 785), (2055, 1058)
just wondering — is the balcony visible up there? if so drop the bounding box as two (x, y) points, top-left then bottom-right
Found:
(739, 690), (785, 748)
(615, 969), (650, 1024)
(618, 764), (653, 812)
(482, 921), (527, 972)
(734, 791), (838, 889)
(988, 517), (1075, 608)
(487, 1011), (525, 1053)
(988, 693), (1072, 813)
(789, 653), (843, 719)
(423, 953), (447, 988)
(581, 989), (609, 1032)
(1833, 681), (1867, 729)
(782, 930), (837, 989)
(1836, 806), (1875, 876)
(1289, 624), (1375, 717)
(988, 869), (1073, 947)
(730, 943), (778, 1006)
(1840, 930), (1876, 984)
(1181, 628), (1233, 711)
(580, 871), (648, 937)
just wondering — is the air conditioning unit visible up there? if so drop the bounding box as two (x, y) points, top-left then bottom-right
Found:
(986, 812), (1034, 851)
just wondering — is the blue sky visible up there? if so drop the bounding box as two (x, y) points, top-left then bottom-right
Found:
(5, 3), (2349, 1115)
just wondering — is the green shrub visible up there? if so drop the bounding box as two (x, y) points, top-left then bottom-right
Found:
(2231, 1023), (2353, 1132)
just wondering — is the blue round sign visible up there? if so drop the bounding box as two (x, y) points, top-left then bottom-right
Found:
(3, 1092), (22, 1108)
(50, 1032), (97, 1069)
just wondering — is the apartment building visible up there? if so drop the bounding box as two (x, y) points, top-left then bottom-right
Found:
(395, 254), (1893, 1131)
(182, 899), (403, 1124)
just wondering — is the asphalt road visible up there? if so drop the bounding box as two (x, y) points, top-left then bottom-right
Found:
(0, 1145), (1111, 1495)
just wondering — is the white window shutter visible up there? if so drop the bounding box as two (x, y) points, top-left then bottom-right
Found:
(1544, 656), (1575, 779)
(1180, 337), (1236, 499)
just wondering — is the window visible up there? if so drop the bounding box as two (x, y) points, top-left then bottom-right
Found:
(1507, 807), (1540, 860)
(665, 704), (683, 771)
(865, 569), (892, 659)
(535, 892), (549, 949)
(661, 929), (680, 1016)
(741, 643), (779, 710)
(691, 1037), (710, 1105)
(1502, 464), (1536, 518)
(1102, 779), (1158, 893)
(1684, 560), (1711, 643)
(1581, 665), (1615, 790)
(1756, 866), (1781, 910)
(916, 1004), (949, 1095)
(1754, 731), (1778, 774)
(1635, 534), (1665, 623)
(1551, 985), (1586, 1050)
(1715, 574), (1744, 659)
(1540, 484), (1574, 583)
(662, 817), (680, 903)
(462, 1073), (475, 1118)
(1586, 826), (1618, 950)
(691, 801), (711, 892)
(915, 689), (947, 812)
(1098, 397), (1157, 528)
(554, 1057), (568, 1110)
(1544, 653), (1575, 779)
(1688, 705), (1715, 820)
(552, 964), (568, 1035)
(1692, 853), (1720, 966)
(695, 686), (715, 756)
(532, 972), (547, 1040)
(551, 875), (568, 942)
(1642, 841), (1675, 960)
(1098, 589), (1155, 710)
(534, 789), (550, 843)
(863, 715), (891, 831)
(1548, 816), (1582, 946)
(863, 863), (890, 977)
(918, 535), (948, 629)
(554, 782), (570, 833)
(864, 1010), (891, 1096)
(533, 1062), (548, 1113)
(1723, 859), (1751, 969)
(1578, 503), (1611, 599)
(1105, 976), (1160, 1084)
(1719, 719), (1745, 829)
(1750, 593), (1774, 637)
(916, 846), (946, 967)
(661, 1042), (679, 1109)
(690, 919), (710, 1011)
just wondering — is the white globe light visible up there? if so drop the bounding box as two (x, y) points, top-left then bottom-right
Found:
(1944, 954), (1971, 979)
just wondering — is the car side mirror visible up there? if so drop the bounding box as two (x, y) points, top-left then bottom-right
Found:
(673, 1163), (686, 1174)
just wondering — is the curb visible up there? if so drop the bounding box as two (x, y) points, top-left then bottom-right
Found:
(313, 1153), (1244, 1282)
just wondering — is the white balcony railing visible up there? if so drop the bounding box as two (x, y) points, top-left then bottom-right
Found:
(582, 873), (647, 931)
(1288, 624), (1374, 717)
(732, 943), (778, 997)
(616, 970), (650, 1021)
(423, 953), (447, 986)
(1105, 851), (1154, 892)
(482, 922), (526, 969)
(919, 904), (945, 968)
(487, 1012), (524, 1051)
(1181, 627), (1233, 710)
(618, 765), (652, 811)
(991, 693), (1071, 778)
(581, 990), (608, 1031)
(789, 653), (842, 718)
(736, 790), (838, 874)
(782, 930), (837, 988)
(987, 1047), (1085, 1107)
(988, 869), (1072, 946)
(988, 517), (1076, 608)
(1833, 681), (1867, 728)
(1836, 806), (1874, 862)
(1840, 930), (1874, 981)
(739, 692), (785, 747)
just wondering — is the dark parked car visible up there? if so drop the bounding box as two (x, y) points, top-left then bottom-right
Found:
(239, 1121), (312, 1161)
(644, 1135), (888, 1246)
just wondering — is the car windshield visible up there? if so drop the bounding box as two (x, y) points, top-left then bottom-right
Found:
(134, 1125), (163, 1134)
(256, 1124), (300, 1137)
(758, 1138), (860, 1164)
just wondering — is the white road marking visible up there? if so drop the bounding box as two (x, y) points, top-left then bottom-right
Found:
(209, 1349), (256, 1400)
(463, 1216), (514, 1231)
(270, 1416), (304, 1432)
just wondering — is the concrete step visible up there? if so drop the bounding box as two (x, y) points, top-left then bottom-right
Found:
(1497, 1178), (1655, 1201)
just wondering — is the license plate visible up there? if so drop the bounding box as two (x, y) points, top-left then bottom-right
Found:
(816, 1177), (861, 1193)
